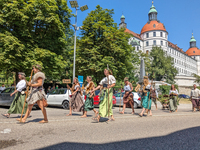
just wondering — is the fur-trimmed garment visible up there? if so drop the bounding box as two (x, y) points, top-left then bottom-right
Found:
(26, 72), (46, 105)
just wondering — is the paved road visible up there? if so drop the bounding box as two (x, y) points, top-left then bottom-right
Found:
(0, 104), (200, 150)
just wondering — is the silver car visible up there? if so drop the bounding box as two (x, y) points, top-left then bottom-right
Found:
(114, 92), (142, 108)
(0, 87), (15, 106)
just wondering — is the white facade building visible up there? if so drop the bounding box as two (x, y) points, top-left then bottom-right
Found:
(119, 1), (200, 89)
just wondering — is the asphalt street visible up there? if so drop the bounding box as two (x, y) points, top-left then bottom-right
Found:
(0, 103), (200, 150)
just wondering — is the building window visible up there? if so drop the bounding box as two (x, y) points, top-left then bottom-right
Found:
(161, 41), (163, 46)
(153, 24), (156, 28)
(153, 40), (156, 45)
(193, 51), (195, 53)
(146, 41), (149, 46)
(146, 33), (149, 38)
(165, 34), (167, 38)
(160, 32), (163, 37)
(194, 56), (196, 59)
(153, 32), (156, 37)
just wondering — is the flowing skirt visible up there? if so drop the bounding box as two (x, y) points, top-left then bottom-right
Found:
(142, 92), (152, 110)
(84, 94), (94, 111)
(169, 96), (177, 112)
(69, 92), (84, 112)
(8, 92), (27, 114)
(123, 92), (134, 108)
(26, 88), (46, 105)
(99, 88), (113, 117)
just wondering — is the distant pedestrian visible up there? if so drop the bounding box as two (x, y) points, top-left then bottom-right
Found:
(2, 72), (27, 118)
(0, 84), (6, 91)
(47, 86), (51, 93)
(190, 84), (200, 112)
(17, 65), (48, 123)
(151, 88), (158, 110)
(169, 85), (178, 113)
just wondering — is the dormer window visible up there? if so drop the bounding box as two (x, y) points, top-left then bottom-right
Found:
(153, 24), (156, 28)
(193, 51), (195, 53)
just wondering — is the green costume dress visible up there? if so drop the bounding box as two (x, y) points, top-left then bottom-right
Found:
(142, 91), (152, 110)
(98, 75), (116, 117)
(8, 92), (27, 114)
(8, 79), (27, 114)
(84, 94), (94, 111)
(169, 90), (178, 112)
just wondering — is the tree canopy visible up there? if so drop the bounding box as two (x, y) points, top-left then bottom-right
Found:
(147, 46), (178, 83)
(0, 0), (72, 82)
(76, 5), (136, 84)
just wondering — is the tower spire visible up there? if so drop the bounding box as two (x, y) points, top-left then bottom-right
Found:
(148, 1), (157, 21)
(190, 32), (196, 48)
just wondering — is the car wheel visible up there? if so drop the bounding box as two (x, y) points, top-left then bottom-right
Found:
(134, 102), (138, 109)
(62, 100), (69, 110)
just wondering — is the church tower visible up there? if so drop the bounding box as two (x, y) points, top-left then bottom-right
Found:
(119, 15), (127, 29)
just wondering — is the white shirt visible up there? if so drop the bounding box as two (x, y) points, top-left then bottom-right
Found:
(191, 88), (200, 99)
(146, 84), (151, 90)
(124, 84), (131, 91)
(0, 86), (6, 91)
(16, 80), (26, 92)
(99, 75), (116, 85)
(169, 89), (178, 95)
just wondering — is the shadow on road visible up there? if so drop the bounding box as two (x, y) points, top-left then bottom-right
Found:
(38, 126), (200, 150)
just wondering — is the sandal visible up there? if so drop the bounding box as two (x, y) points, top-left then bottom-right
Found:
(39, 120), (48, 123)
(2, 114), (10, 118)
(81, 115), (87, 118)
(139, 113), (143, 117)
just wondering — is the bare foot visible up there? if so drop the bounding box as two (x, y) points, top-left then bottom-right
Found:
(131, 112), (134, 115)
(39, 120), (48, 123)
(66, 114), (72, 116)
(2, 114), (10, 118)
(139, 113), (143, 117)
(169, 111), (172, 113)
(119, 111), (124, 114)
(175, 109), (178, 112)
(81, 115), (87, 118)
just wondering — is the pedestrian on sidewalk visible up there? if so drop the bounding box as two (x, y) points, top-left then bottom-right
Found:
(66, 77), (84, 116)
(169, 85), (178, 113)
(119, 77), (134, 115)
(0, 84), (6, 91)
(17, 65), (48, 123)
(2, 72), (27, 118)
(81, 76), (98, 118)
(190, 84), (200, 112)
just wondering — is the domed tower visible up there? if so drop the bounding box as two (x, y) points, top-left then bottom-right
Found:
(186, 33), (200, 75)
(119, 14), (127, 29)
(140, 1), (168, 53)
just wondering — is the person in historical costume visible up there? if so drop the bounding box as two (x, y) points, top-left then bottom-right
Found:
(119, 77), (134, 114)
(81, 76), (98, 118)
(169, 84), (178, 113)
(2, 72), (28, 118)
(66, 77), (84, 116)
(190, 84), (200, 112)
(151, 88), (158, 110)
(91, 69), (116, 122)
(139, 76), (152, 117)
(17, 65), (48, 123)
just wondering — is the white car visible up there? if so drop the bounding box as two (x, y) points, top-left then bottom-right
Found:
(114, 92), (142, 108)
(47, 88), (72, 109)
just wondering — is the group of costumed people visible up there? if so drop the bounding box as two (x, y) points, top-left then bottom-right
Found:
(3, 64), (48, 123)
(2, 66), (181, 123)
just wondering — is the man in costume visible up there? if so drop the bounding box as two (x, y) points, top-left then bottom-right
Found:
(190, 84), (200, 112)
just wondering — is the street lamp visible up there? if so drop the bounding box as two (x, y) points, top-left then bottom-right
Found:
(69, 1), (88, 81)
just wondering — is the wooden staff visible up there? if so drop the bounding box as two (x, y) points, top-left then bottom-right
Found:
(107, 64), (110, 118)
(119, 82), (123, 111)
(12, 72), (16, 90)
(19, 69), (33, 122)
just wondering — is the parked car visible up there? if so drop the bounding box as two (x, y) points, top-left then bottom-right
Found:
(84, 90), (116, 106)
(0, 87), (15, 106)
(47, 88), (72, 109)
(178, 94), (190, 99)
(114, 92), (142, 108)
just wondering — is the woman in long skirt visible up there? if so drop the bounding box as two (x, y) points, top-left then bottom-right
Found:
(139, 76), (152, 117)
(3, 72), (27, 118)
(81, 76), (98, 118)
(169, 84), (178, 113)
(91, 69), (116, 122)
(17, 65), (48, 123)
(120, 77), (134, 114)
(66, 77), (84, 116)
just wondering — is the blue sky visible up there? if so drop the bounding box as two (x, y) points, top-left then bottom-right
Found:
(68, 0), (200, 52)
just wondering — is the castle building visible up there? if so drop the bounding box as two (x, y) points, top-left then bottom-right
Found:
(120, 1), (200, 93)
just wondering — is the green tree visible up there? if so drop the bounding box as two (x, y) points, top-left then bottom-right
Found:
(0, 0), (72, 82)
(76, 5), (135, 84)
(147, 46), (178, 83)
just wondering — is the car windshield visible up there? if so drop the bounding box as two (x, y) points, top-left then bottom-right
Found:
(49, 89), (60, 94)
(114, 92), (124, 97)
(1, 88), (13, 93)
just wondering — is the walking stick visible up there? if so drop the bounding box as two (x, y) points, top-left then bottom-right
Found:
(119, 82), (123, 112)
(19, 69), (33, 122)
(107, 64), (110, 119)
(12, 72), (16, 90)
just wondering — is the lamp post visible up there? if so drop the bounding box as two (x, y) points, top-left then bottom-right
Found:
(69, 1), (88, 81)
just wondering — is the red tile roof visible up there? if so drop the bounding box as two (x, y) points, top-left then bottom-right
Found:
(125, 28), (143, 41)
(168, 41), (184, 53)
(141, 20), (166, 34)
